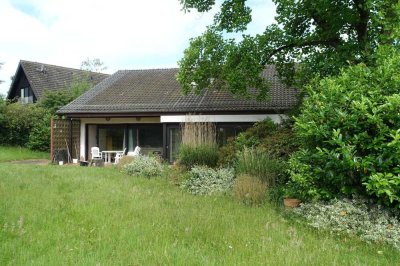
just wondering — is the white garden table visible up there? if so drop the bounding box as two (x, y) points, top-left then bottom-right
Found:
(102, 150), (123, 164)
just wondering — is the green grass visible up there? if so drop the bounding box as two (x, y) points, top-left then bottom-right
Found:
(0, 164), (399, 265)
(0, 146), (49, 162)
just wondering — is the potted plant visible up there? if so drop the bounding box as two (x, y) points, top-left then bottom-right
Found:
(283, 185), (302, 208)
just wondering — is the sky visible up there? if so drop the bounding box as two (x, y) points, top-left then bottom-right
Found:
(0, 0), (276, 96)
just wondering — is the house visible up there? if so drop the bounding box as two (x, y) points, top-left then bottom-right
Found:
(57, 66), (299, 163)
(7, 60), (109, 103)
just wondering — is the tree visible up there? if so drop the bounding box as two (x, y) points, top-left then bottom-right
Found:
(39, 76), (93, 114)
(178, 0), (400, 99)
(80, 58), (107, 72)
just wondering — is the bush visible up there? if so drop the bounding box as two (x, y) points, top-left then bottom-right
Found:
(123, 155), (163, 178)
(235, 147), (287, 187)
(0, 102), (51, 151)
(116, 156), (135, 171)
(181, 166), (234, 195)
(178, 144), (219, 169)
(293, 197), (400, 249)
(289, 47), (400, 206)
(218, 118), (298, 166)
(233, 174), (267, 205)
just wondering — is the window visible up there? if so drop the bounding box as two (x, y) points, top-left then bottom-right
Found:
(20, 87), (32, 104)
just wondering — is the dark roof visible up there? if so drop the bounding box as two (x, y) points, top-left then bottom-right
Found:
(7, 60), (110, 100)
(58, 66), (299, 115)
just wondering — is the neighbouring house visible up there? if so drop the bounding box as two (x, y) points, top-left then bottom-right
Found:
(57, 66), (299, 163)
(7, 60), (109, 103)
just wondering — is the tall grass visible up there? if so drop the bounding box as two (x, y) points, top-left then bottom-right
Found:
(0, 163), (399, 265)
(181, 116), (216, 147)
(179, 116), (218, 168)
(235, 147), (286, 187)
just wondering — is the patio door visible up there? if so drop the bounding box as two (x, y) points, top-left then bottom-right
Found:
(98, 125), (125, 151)
(167, 126), (181, 163)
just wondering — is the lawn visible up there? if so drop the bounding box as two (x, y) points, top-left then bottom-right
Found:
(1, 162), (399, 265)
(0, 146), (49, 162)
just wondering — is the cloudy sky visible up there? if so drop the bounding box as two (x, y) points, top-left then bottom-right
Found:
(0, 0), (276, 95)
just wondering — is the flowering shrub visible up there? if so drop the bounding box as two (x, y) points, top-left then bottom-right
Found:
(123, 155), (163, 178)
(293, 197), (400, 249)
(181, 166), (234, 195)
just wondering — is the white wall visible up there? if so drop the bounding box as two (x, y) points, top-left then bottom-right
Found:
(160, 114), (286, 123)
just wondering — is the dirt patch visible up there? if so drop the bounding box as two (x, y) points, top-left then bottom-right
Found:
(10, 159), (50, 165)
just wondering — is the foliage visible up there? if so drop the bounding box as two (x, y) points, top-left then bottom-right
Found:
(181, 166), (234, 195)
(178, 144), (219, 169)
(0, 102), (51, 151)
(218, 118), (298, 166)
(178, 1), (400, 98)
(116, 156), (135, 171)
(293, 197), (400, 249)
(288, 47), (400, 205)
(235, 147), (286, 187)
(39, 76), (93, 114)
(123, 155), (163, 178)
(233, 174), (267, 205)
(80, 57), (107, 72)
(27, 110), (52, 151)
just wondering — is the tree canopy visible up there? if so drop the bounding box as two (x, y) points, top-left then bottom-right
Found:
(178, 0), (400, 99)
(80, 58), (107, 72)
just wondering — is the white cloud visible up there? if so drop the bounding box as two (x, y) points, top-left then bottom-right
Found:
(0, 0), (275, 95)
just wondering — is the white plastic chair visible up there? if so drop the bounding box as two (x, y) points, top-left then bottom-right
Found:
(114, 148), (127, 164)
(133, 146), (141, 156)
(91, 147), (102, 159)
(127, 146), (141, 157)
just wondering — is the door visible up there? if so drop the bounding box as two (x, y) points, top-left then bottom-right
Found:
(167, 126), (181, 163)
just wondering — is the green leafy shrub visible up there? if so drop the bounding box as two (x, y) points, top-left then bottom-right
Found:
(289, 47), (400, 205)
(181, 166), (234, 195)
(178, 144), (219, 169)
(233, 174), (267, 205)
(123, 155), (163, 178)
(235, 147), (287, 187)
(293, 197), (400, 249)
(218, 118), (298, 166)
(0, 103), (51, 151)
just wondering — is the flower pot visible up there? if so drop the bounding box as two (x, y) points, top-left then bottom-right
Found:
(283, 198), (301, 208)
(58, 161), (64, 166)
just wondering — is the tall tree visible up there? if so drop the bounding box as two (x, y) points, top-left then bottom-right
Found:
(178, 0), (400, 99)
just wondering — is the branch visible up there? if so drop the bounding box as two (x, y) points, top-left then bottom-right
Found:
(265, 38), (341, 62)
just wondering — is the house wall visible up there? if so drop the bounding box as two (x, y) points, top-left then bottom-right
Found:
(160, 114), (286, 123)
(8, 71), (35, 103)
(79, 114), (286, 160)
(80, 117), (161, 159)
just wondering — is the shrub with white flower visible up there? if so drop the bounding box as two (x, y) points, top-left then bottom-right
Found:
(293, 197), (400, 249)
(123, 155), (163, 178)
(181, 166), (234, 195)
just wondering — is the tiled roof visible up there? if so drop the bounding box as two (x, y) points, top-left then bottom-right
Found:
(8, 60), (110, 100)
(58, 66), (299, 115)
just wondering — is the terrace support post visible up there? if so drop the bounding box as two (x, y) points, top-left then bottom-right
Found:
(162, 124), (167, 160)
(50, 118), (54, 162)
(69, 119), (73, 161)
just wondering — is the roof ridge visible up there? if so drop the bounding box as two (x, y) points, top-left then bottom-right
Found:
(118, 68), (179, 72)
(19, 60), (109, 75)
